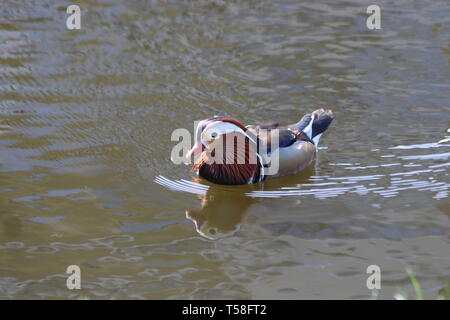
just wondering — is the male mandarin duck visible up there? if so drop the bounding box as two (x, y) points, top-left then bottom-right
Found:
(186, 108), (334, 185)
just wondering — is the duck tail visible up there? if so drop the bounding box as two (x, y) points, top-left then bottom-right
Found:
(291, 109), (334, 146)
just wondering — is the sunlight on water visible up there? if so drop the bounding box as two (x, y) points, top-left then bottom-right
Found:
(156, 131), (450, 201)
(1, 0), (449, 300)
(154, 175), (209, 195)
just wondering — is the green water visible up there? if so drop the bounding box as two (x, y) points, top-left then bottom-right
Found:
(0, 0), (449, 299)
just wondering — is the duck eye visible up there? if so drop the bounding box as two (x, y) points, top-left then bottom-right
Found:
(211, 132), (218, 139)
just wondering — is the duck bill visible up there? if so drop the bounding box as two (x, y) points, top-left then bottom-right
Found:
(186, 142), (204, 158)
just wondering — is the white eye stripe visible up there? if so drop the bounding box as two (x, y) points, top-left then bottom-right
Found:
(202, 122), (257, 146)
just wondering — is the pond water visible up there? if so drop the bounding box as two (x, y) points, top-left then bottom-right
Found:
(0, 0), (449, 299)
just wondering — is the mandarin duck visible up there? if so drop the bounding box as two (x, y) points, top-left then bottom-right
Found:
(186, 108), (334, 185)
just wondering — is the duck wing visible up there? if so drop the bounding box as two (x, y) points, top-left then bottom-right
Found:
(246, 126), (300, 153)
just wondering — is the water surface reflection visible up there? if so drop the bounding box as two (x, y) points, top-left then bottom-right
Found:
(1, 0), (450, 299)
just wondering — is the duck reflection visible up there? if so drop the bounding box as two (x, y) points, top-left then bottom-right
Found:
(186, 183), (256, 240)
(186, 165), (315, 240)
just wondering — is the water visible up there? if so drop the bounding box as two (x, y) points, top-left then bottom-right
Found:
(0, 0), (449, 299)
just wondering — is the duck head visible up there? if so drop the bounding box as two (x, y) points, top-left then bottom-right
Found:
(186, 117), (263, 185)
